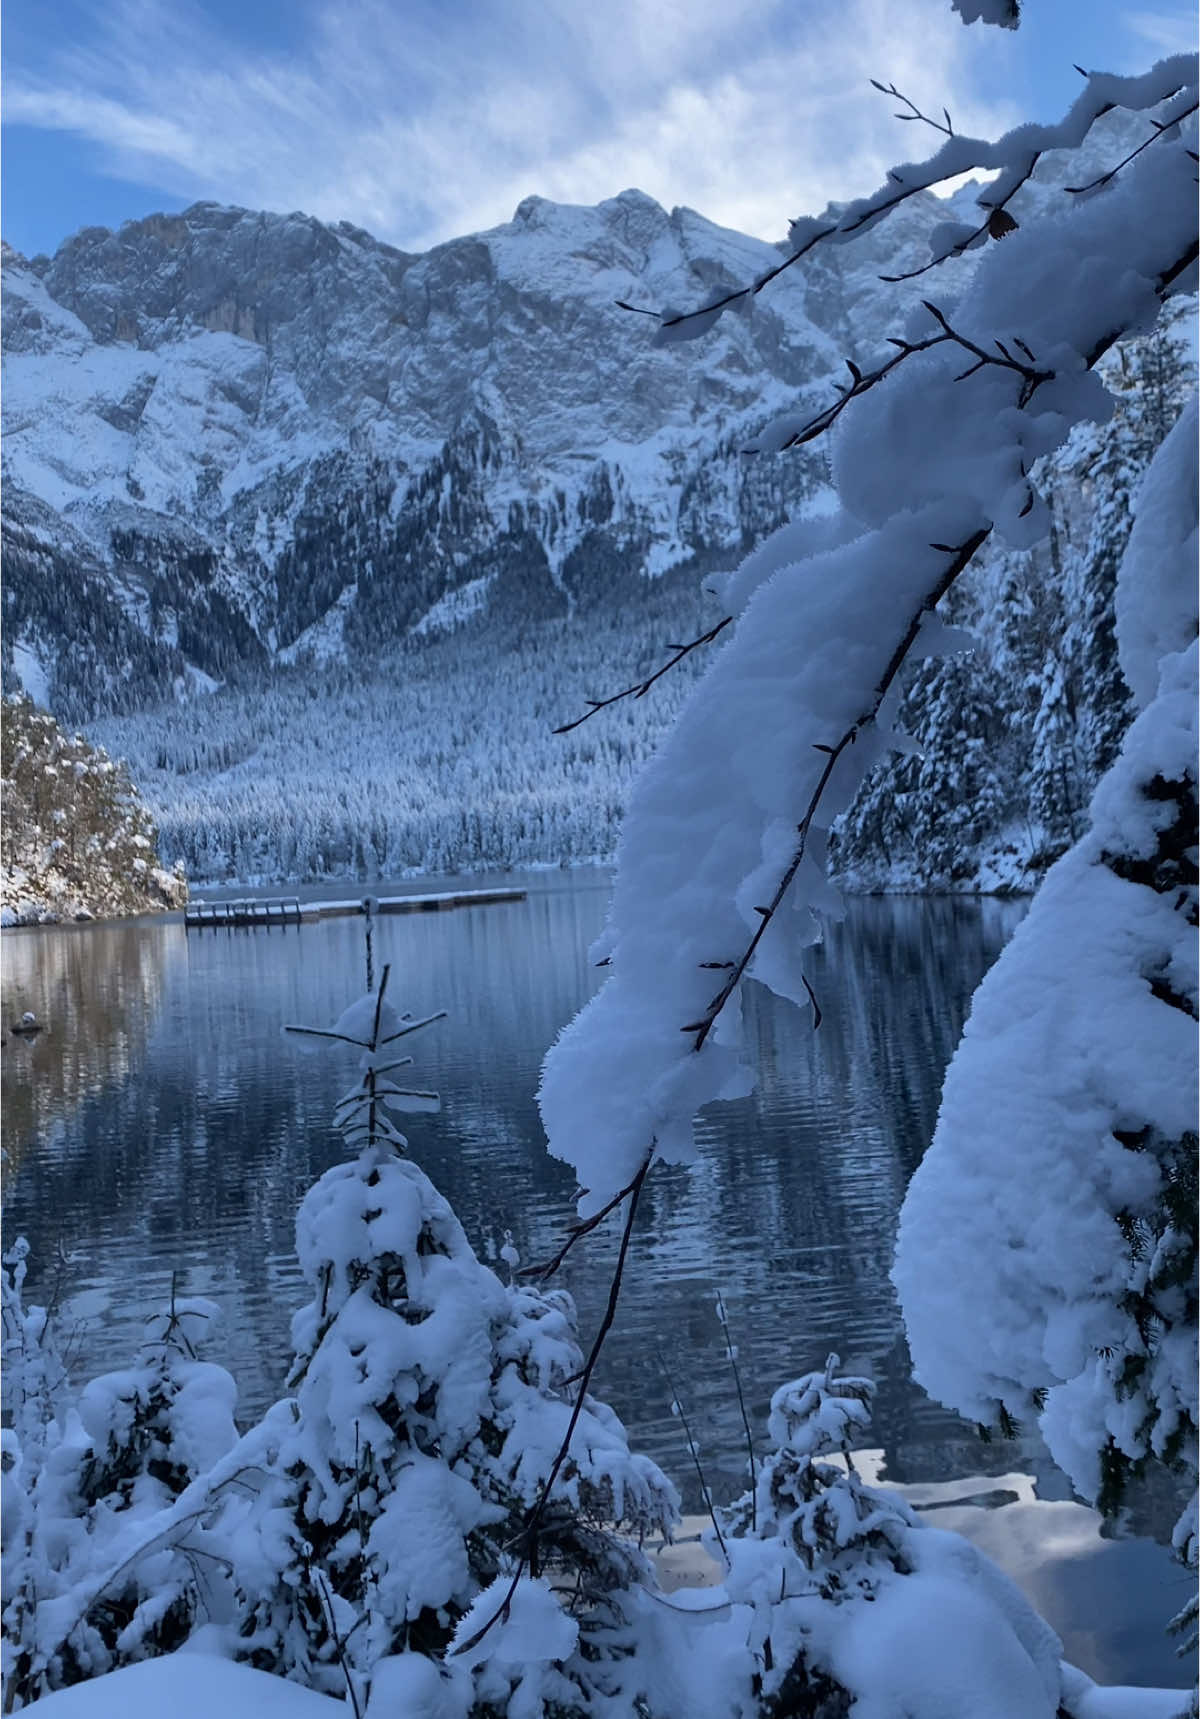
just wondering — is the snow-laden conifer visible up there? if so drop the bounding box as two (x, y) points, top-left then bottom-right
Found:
(232, 964), (676, 1714)
(629, 1355), (1064, 1719)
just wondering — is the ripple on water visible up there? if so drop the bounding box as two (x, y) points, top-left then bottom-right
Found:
(1, 879), (1187, 1687)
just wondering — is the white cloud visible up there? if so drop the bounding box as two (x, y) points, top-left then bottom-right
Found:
(1122, 9), (1197, 55)
(5, 0), (1020, 249)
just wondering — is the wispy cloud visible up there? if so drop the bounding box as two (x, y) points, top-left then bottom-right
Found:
(4, 0), (1021, 249)
(1123, 9), (1197, 55)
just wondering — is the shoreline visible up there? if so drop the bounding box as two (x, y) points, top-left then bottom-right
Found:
(2, 859), (1036, 930)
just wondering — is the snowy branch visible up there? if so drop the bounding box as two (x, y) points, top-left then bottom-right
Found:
(685, 528), (990, 1054)
(541, 53), (1198, 1227)
(755, 305), (1050, 455)
(552, 616), (732, 735)
(616, 55), (1196, 341)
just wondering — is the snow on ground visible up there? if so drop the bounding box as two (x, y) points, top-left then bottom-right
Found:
(21, 1648), (343, 1717)
(22, 1645), (1190, 1719)
(412, 575), (496, 638)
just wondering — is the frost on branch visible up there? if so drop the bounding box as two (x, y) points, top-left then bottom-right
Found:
(541, 61), (1198, 1216)
(894, 401), (1198, 1533)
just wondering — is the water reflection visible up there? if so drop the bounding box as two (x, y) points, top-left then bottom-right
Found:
(1, 879), (1186, 1687)
(2, 919), (175, 1180)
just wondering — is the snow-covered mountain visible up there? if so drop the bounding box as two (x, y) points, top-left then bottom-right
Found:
(1, 186), (972, 717)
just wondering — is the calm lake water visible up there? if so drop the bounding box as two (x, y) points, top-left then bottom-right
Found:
(2, 872), (1190, 1688)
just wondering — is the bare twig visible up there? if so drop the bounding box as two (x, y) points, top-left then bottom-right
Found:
(378, 1010), (448, 1046)
(1066, 99), (1199, 193)
(282, 1025), (371, 1048)
(521, 1164), (654, 1280)
(365, 966), (390, 1146)
(311, 1568), (364, 1719)
(715, 1289), (758, 1530)
(871, 78), (954, 137)
(657, 1346), (729, 1564)
(553, 617), (732, 734)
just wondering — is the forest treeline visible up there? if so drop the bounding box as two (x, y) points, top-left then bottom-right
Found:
(89, 313), (1192, 890)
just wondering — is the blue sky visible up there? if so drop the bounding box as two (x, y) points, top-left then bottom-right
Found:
(3, 0), (1195, 258)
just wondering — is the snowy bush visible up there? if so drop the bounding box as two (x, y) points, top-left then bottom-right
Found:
(2, 1272), (239, 1709)
(617, 1355), (1067, 1719)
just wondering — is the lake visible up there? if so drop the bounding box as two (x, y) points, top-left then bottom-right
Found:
(1, 872), (1190, 1688)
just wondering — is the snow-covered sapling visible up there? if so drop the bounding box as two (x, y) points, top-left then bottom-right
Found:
(719, 1356), (1064, 1718)
(235, 964), (677, 1714)
(2, 1279), (238, 1708)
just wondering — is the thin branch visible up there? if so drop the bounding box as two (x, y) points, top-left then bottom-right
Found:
(553, 617), (732, 735)
(521, 1164), (651, 1279)
(1066, 99), (1198, 193)
(715, 1288), (758, 1532)
(451, 1157), (650, 1656)
(311, 1568), (364, 1719)
(378, 1009), (448, 1046)
(283, 1025), (372, 1048)
(870, 78), (954, 137)
(657, 1346), (729, 1564)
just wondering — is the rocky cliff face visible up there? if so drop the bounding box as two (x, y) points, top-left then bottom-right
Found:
(1, 186), (970, 717)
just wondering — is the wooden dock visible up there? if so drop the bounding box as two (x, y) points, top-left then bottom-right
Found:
(185, 888), (525, 930)
(185, 897), (303, 929)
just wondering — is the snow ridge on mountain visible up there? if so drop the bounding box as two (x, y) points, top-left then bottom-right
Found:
(4, 101), (1151, 720)
(2, 183), (971, 714)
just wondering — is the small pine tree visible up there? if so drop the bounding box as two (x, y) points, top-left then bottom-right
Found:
(233, 964), (676, 1713)
(720, 1355), (915, 1715)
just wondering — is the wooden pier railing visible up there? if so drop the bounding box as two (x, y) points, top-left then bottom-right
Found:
(184, 888), (525, 931)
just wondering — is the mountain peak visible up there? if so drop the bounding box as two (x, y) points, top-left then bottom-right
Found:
(1, 173), (979, 716)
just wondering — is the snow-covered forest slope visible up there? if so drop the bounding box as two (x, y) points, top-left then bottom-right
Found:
(0, 697), (187, 924)
(1, 117), (1191, 887)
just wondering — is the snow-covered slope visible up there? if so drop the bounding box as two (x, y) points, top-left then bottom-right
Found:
(1, 187), (973, 716)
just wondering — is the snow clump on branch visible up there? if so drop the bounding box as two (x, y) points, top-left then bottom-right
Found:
(540, 55), (1198, 1216)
